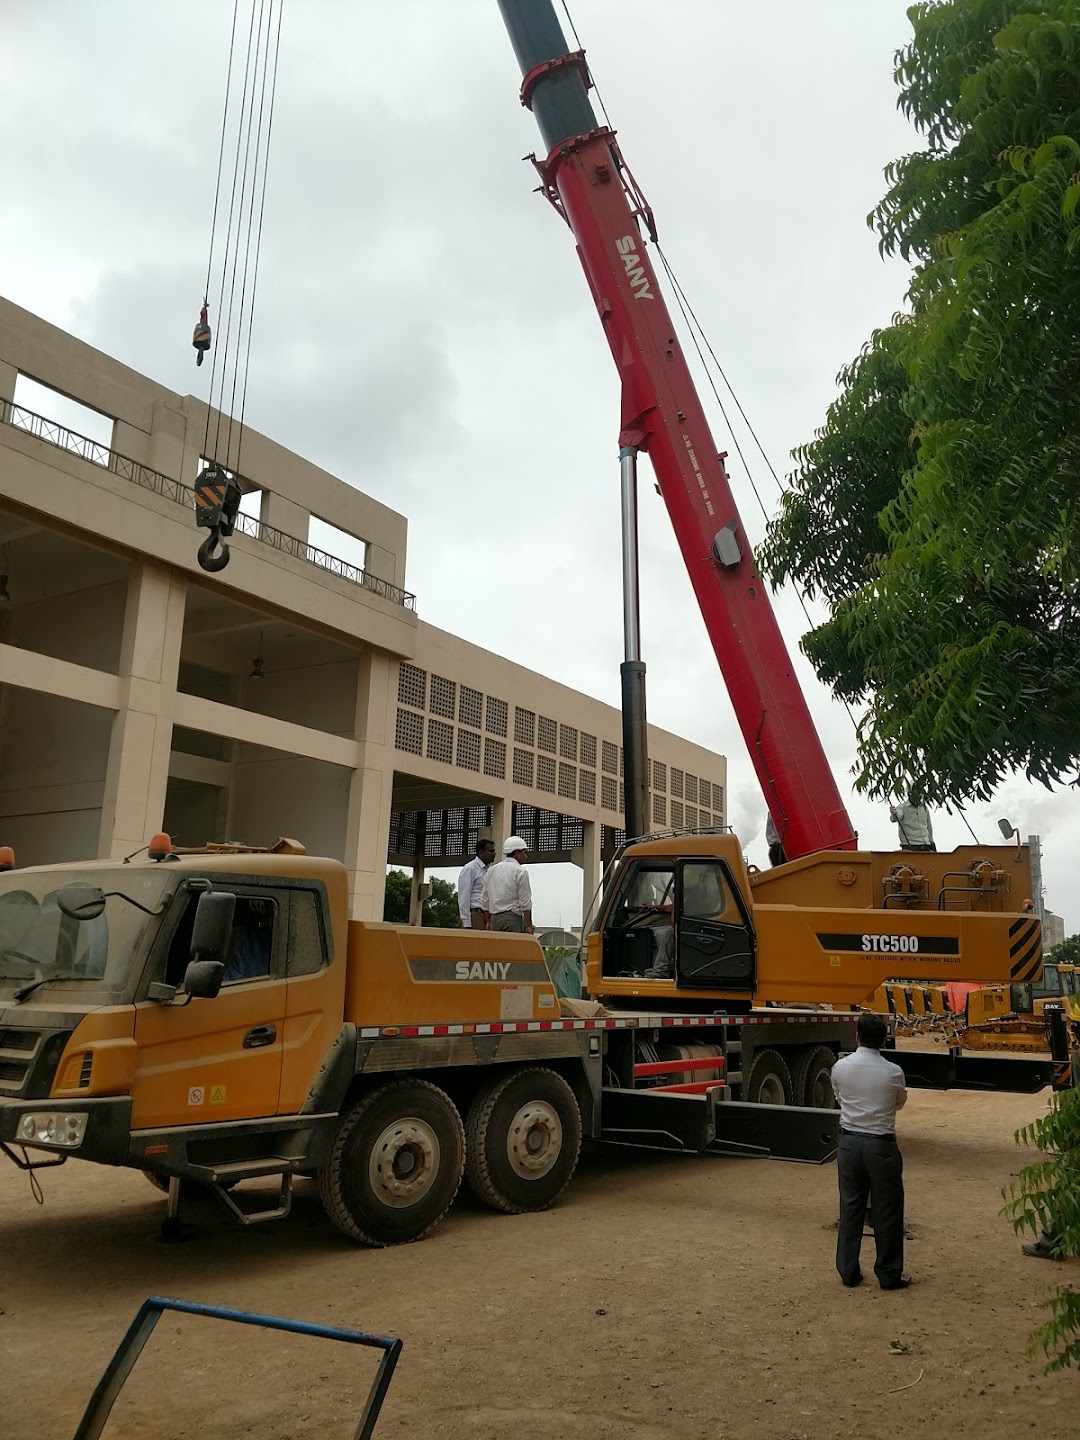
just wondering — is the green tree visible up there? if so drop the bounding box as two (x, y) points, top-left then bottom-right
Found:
(1049, 933), (1080, 964)
(382, 869), (461, 927)
(761, 0), (1080, 804)
(1003, 1083), (1080, 1370)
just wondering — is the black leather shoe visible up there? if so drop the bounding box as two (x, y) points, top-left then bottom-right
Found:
(880, 1276), (913, 1290)
(841, 1273), (864, 1287)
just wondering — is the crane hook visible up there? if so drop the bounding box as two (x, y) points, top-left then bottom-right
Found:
(197, 529), (231, 573)
(192, 302), (211, 367)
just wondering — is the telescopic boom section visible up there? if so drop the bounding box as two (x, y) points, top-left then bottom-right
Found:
(497, 0), (857, 858)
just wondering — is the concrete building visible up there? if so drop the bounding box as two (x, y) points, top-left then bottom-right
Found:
(0, 297), (728, 919)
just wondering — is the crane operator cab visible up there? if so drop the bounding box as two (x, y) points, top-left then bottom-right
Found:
(589, 844), (757, 1003)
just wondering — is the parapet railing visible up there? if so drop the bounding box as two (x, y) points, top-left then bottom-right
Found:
(0, 398), (417, 611)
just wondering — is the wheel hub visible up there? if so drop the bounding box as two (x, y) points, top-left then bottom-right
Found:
(758, 1074), (785, 1105)
(369, 1118), (441, 1207)
(506, 1101), (562, 1179)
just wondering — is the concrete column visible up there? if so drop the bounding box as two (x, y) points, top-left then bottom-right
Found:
(490, 797), (510, 850)
(148, 399), (189, 483)
(344, 652), (396, 919)
(575, 818), (602, 928)
(261, 492), (309, 543)
(0, 360), (17, 405)
(409, 861), (428, 927)
(112, 420), (149, 464)
(98, 565), (187, 857)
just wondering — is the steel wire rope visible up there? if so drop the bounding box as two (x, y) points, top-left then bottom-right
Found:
(653, 246), (982, 843)
(209, 0), (263, 467)
(200, 0), (243, 460)
(222, 0), (277, 476)
(234, 0), (284, 483)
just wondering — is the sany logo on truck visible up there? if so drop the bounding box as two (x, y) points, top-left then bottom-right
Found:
(455, 960), (512, 981)
(616, 235), (654, 300)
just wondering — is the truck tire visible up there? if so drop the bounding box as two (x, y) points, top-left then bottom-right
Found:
(318, 1079), (465, 1246)
(465, 1066), (582, 1214)
(791, 1045), (837, 1109)
(744, 1049), (793, 1105)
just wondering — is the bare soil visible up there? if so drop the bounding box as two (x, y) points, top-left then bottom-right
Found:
(1, 1087), (1075, 1440)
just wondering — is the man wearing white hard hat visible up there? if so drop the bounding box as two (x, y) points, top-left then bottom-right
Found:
(482, 836), (533, 934)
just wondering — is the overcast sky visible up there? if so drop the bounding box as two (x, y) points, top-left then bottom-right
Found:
(1, 1), (1075, 932)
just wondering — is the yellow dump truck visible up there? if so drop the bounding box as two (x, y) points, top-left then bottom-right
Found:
(0, 831), (1063, 1245)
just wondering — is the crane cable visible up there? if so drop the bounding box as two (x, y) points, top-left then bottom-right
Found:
(193, 0), (284, 486)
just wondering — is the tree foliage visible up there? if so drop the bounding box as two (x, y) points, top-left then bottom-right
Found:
(761, 0), (1080, 804)
(383, 869), (461, 927)
(1002, 1081), (1080, 1370)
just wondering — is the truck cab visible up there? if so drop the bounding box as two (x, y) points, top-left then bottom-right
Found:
(588, 834), (757, 1006)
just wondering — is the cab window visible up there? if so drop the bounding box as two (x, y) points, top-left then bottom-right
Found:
(680, 861), (733, 922)
(163, 893), (279, 988)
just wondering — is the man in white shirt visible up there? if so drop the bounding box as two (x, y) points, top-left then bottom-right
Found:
(889, 790), (935, 851)
(765, 813), (786, 867)
(829, 1011), (911, 1290)
(482, 837), (533, 934)
(457, 839), (495, 929)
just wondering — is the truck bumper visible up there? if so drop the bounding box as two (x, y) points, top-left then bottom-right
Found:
(0, 1096), (132, 1167)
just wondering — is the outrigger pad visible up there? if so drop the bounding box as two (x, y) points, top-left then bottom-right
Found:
(709, 1101), (840, 1164)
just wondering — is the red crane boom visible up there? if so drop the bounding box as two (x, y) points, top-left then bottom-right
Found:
(497, 1), (857, 859)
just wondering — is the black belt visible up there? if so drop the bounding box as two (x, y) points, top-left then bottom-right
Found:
(840, 1128), (895, 1140)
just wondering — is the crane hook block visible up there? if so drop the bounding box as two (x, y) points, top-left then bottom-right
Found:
(192, 303), (211, 367)
(193, 463), (243, 573)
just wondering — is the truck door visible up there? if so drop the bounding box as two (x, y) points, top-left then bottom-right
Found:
(675, 859), (755, 990)
(130, 888), (287, 1129)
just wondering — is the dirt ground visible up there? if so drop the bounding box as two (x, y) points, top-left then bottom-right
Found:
(1, 1086), (1075, 1440)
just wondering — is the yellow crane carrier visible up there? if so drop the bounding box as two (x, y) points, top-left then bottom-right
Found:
(0, 830), (1065, 1245)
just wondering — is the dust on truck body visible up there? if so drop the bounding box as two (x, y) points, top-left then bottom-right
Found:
(0, 832), (1053, 1245)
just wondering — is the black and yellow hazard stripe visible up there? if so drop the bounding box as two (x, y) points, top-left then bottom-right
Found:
(194, 478), (226, 511)
(1009, 917), (1042, 983)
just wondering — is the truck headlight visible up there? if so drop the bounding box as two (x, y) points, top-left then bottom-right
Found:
(17, 1112), (88, 1147)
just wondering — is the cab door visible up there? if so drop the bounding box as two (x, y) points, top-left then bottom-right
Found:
(675, 858), (756, 990)
(130, 888), (286, 1129)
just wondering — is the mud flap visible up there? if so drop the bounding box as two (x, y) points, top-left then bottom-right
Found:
(708, 1100), (839, 1164)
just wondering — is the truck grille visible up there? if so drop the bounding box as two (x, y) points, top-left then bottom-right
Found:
(0, 1027), (37, 1052)
(0, 1027), (45, 1097)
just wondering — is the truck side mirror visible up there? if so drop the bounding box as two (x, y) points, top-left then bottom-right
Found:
(182, 958), (226, 1000)
(997, 818), (1016, 840)
(55, 882), (107, 922)
(191, 891), (235, 965)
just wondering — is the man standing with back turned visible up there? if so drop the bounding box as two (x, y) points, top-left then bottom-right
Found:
(483, 837), (533, 934)
(830, 1012), (911, 1290)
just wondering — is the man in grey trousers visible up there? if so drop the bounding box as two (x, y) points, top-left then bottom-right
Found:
(830, 1011), (911, 1290)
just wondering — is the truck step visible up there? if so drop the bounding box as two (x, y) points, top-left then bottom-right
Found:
(192, 1157), (300, 1184)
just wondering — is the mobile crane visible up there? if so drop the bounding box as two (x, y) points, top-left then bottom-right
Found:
(493, 2), (1069, 1091)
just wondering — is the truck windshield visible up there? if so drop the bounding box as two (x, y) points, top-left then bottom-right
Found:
(0, 868), (175, 995)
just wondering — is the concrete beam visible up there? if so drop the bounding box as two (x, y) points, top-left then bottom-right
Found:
(0, 641), (122, 711)
(174, 691), (359, 769)
(168, 750), (231, 788)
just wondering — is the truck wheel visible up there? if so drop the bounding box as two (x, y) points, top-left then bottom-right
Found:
(319, 1079), (465, 1246)
(744, 1049), (793, 1105)
(465, 1066), (582, 1214)
(791, 1045), (837, 1109)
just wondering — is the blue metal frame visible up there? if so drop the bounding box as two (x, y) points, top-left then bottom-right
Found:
(72, 1296), (402, 1440)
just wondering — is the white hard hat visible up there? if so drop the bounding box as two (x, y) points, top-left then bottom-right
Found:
(503, 836), (528, 855)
